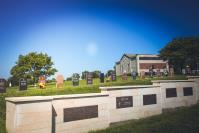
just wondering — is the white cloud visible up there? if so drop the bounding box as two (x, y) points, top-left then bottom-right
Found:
(86, 42), (98, 56)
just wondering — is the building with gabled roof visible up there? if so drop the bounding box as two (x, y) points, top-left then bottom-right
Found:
(115, 54), (169, 76)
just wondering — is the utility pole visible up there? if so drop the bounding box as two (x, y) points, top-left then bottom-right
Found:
(197, 63), (199, 74)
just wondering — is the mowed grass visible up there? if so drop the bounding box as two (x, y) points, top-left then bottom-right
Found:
(89, 104), (199, 133)
(0, 75), (187, 133)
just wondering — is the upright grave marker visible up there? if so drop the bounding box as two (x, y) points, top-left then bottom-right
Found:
(0, 78), (6, 93)
(19, 78), (27, 91)
(132, 71), (136, 80)
(169, 67), (174, 77)
(86, 72), (93, 85)
(56, 75), (64, 88)
(140, 71), (145, 79)
(111, 71), (116, 81)
(122, 73), (128, 80)
(39, 75), (46, 89)
(72, 73), (79, 86)
(156, 69), (161, 77)
(99, 73), (104, 83)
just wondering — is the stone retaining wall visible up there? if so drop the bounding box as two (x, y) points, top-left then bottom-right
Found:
(6, 78), (199, 133)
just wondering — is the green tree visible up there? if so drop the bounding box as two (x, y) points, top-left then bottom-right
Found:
(92, 70), (101, 78)
(159, 37), (199, 73)
(10, 52), (57, 84)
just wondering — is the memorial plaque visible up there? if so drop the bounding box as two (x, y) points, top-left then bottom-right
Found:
(86, 73), (93, 85)
(19, 78), (27, 91)
(56, 75), (64, 88)
(116, 96), (133, 109)
(183, 87), (193, 96)
(64, 105), (98, 122)
(0, 78), (6, 93)
(99, 73), (104, 83)
(72, 73), (79, 86)
(143, 94), (157, 105)
(111, 72), (116, 81)
(166, 88), (177, 98)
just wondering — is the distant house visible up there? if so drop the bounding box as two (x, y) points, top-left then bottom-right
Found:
(115, 54), (169, 76)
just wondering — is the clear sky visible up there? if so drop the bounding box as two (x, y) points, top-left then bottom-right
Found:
(0, 0), (199, 79)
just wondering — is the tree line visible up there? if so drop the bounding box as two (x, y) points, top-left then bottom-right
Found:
(8, 37), (199, 86)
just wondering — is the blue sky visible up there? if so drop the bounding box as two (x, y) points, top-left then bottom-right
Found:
(0, 0), (199, 79)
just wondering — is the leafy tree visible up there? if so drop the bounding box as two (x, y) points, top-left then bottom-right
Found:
(10, 52), (57, 84)
(106, 70), (114, 77)
(159, 37), (199, 73)
(92, 70), (101, 78)
(81, 71), (89, 79)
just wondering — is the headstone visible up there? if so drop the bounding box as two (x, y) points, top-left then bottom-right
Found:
(149, 66), (153, 77)
(187, 67), (191, 75)
(122, 73), (128, 80)
(111, 71), (117, 81)
(163, 68), (168, 76)
(39, 75), (46, 89)
(0, 78), (6, 93)
(99, 73), (104, 83)
(86, 73), (93, 85)
(72, 73), (79, 86)
(140, 71), (145, 79)
(132, 71), (136, 80)
(156, 69), (161, 77)
(169, 68), (174, 77)
(19, 78), (27, 91)
(56, 75), (64, 88)
(182, 69), (186, 75)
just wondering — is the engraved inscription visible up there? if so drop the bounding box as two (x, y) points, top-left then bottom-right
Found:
(64, 105), (98, 122)
(116, 96), (133, 109)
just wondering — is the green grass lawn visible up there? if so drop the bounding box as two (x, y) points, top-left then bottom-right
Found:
(0, 75), (187, 133)
(89, 104), (199, 133)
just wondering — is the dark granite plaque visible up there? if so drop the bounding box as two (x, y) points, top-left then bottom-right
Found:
(64, 105), (98, 122)
(86, 73), (93, 85)
(183, 87), (193, 96)
(111, 72), (116, 81)
(143, 94), (157, 105)
(72, 73), (79, 86)
(19, 78), (27, 91)
(100, 73), (104, 83)
(0, 78), (6, 93)
(116, 96), (133, 109)
(166, 88), (177, 98)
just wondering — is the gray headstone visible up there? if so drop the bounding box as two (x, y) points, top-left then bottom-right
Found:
(0, 78), (6, 93)
(86, 73), (93, 85)
(19, 78), (27, 91)
(72, 73), (79, 86)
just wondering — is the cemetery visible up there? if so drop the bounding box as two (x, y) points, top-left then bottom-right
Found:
(0, 74), (198, 133)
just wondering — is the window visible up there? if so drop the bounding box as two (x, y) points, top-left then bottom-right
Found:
(139, 57), (162, 60)
(143, 94), (157, 105)
(183, 87), (193, 96)
(166, 88), (177, 98)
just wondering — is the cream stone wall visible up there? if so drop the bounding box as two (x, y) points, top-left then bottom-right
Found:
(152, 80), (198, 109)
(100, 85), (162, 123)
(6, 78), (199, 133)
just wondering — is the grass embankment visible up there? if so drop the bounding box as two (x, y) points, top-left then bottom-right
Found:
(89, 104), (199, 133)
(0, 75), (186, 133)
